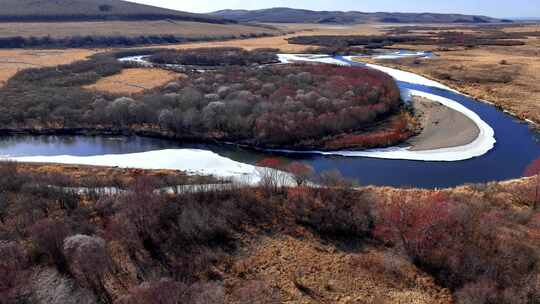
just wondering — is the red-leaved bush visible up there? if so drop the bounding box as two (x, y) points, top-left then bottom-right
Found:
(524, 157), (540, 209)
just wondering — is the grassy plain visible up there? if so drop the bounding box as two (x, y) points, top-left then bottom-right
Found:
(83, 68), (181, 94)
(0, 20), (279, 38)
(378, 24), (540, 124)
(0, 48), (96, 86)
(160, 23), (383, 52)
(0, 23), (380, 88)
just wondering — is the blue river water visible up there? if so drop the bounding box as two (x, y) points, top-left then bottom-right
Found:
(0, 53), (539, 188)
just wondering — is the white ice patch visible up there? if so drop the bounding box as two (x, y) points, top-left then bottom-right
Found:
(277, 54), (350, 66)
(4, 149), (263, 184)
(118, 55), (153, 67)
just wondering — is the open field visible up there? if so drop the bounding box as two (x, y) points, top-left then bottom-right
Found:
(0, 48), (97, 86)
(83, 68), (181, 94)
(377, 24), (540, 124)
(0, 23), (379, 88)
(14, 162), (216, 187)
(0, 20), (280, 38)
(159, 23), (383, 52)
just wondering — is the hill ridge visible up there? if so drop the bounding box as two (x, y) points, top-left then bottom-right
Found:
(211, 7), (509, 24)
(0, 0), (234, 23)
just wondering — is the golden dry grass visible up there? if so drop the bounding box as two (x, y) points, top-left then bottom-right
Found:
(157, 23), (383, 52)
(0, 23), (378, 86)
(16, 163), (187, 184)
(0, 20), (280, 38)
(83, 68), (181, 94)
(0, 48), (97, 86)
(376, 24), (540, 124)
(229, 236), (451, 303)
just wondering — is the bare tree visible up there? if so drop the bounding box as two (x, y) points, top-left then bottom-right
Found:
(256, 158), (290, 194)
(29, 219), (70, 273)
(286, 162), (315, 186)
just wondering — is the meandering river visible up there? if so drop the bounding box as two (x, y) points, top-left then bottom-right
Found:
(1, 52), (539, 188)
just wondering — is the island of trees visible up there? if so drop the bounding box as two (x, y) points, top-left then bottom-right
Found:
(0, 47), (414, 150)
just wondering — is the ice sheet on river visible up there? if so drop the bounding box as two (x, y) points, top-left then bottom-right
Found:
(4, 149), (263, 183)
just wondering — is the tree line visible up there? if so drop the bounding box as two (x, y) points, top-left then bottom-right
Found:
(0, 32), (274, 49)
(287, 30), (529, 49)
(148, 47), (280, 66)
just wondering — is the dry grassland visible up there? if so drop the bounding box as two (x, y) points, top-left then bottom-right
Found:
(0, 23), (379, 85)
(0, 20), (282, 86)
(231, 236), (452, 304)
(159, 23), (383, 52)
(379, 24), (540, 124)
(0, 20), (280, 38)
(83, 68), (180, 94)
(0, 48), (97, 86)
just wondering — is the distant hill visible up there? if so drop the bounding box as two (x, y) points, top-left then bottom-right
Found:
(212, 8), (509, 24)
(0, 0), (233, 23)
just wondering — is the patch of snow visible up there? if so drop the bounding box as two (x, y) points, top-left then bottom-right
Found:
(119, 55), (153, 67)
(373, 52), (428, 60)
(277, 54), (348, 66)
(4, 149), (262, 184)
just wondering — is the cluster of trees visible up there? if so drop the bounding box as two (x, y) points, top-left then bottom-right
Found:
(0, 55), (122, 127)
(148, 47), (279, 66)
(0, 32), (274, 49)
(0, 50), (407, 150)
(288, 34), (421, 49)
(288, 30), (529, 49)
(2, 160), (539, 303)
(152, 63), (403, 149)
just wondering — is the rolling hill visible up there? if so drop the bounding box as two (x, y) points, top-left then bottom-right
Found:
(0, 0), (233, 23)
(212, 7), (510, 24)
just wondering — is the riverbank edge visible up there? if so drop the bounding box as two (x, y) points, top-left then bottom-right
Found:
(351, 56), (540, 128)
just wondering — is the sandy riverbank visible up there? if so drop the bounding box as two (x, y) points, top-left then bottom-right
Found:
(408, 96), (480, 151)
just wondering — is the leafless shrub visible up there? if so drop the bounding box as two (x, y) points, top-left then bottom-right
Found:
(229, 280), (280, 304)
(63, 234), (112, 302)
(28, 219), (70, 273)
(455, 280), (497, 304)
(32, 268), (97, 304)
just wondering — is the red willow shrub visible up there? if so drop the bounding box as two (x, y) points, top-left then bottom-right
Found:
(256, 158), (288, 193)
(374, 191), (539, 300)
(286, 162), (315, 186)
(524, 157), (540, 209)
(323, 113), (413, 150)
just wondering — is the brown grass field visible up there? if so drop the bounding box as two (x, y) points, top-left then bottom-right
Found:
(162, 23), (383, 52)
(83, 68), (181, 94)
(374, 24), (540, 124)
(0, 23), (380, 87)
(0, 48), (97, 86)
(0, 20), (280, 38)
